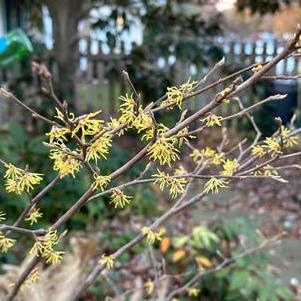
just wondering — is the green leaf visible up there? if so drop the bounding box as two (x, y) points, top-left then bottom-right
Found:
(172, 235), (189, 248)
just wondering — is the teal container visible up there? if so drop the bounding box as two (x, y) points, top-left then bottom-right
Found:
(0, 29), (33, 69)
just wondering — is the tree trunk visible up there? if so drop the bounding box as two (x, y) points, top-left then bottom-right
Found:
(45, 0), (83, 102)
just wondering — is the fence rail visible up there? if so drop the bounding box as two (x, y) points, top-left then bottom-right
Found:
(0, 37), (301, 126)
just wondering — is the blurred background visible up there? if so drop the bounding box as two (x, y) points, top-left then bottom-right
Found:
(0, 1), (301, 300)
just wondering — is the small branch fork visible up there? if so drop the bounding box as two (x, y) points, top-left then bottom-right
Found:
(0, 25), (301, 301)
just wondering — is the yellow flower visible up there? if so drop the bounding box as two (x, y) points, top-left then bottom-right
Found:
(46, 126), (69, 145)
(54, 107), (75, 123)
(142, 123), (168, 142)
(176, 127), (193, 146)
(174, 166), (187, 176)
(5, 179), (22, 195)
(201, 147), (216, 159)
(253, 164), (278, 176)
(0, 232), (15, 253)
(153, 169), (187, 198)
(262, 165), (279, 176)
(18, 172), (43, 192)
(190, 147), (219, 164)
(3, 163), (43, 195)
(141, 227), (164, 245)
(99, 254), (115, 269)
(179, 78), (197, 93)
(91, 174), (111, 191)
(119, 93), (136, 124)
(25, 208), (43, 225)
(50, 149), (81, 178)
(281, 126), (299, 148)
(252, 64), (263, 72)
(0, 211), (6, 222)
(110, 189), (132, 208)
(132, 112), (153, 133)
(263, 137), (282, 157)
(107, 118), (125, 136)
(44, 250), (64, 265)
(30, 229), (63, 265)
(285, 135), (299, 148)
(164, 86), (184, 109)
(221, 159), (239, 176)
(187, 287), (200, 297)
(251, 145), (266, 158)
(148, 137), (180, 166)
(22, 269), (40, 290)
(144, 279), (155, 295)
(218, 86), (232, 104)
(4, 163), (22, 180)
(72, 110), (103, 142)
(211, 153), (225, 165)
(204, 177), (229, 194)
(201, 114), (223, 127)
(86, 133), (112, 162)
(162, 79), (197, 109)
(190, 149), (202, 163)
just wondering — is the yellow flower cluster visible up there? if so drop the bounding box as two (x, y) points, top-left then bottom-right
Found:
(110, 189), (132, 208)
(281, 126), (299, 148)
(132, 112), (153, 134)
(162, 79), (197, 109)
(221, 159), (239, 176)
(252, 64), (263, 73)
(251, 145), (266, 158)
(142, 123), (166, 142)
(217, 86), (232, 104)
(86, 133), (112, 162)
(201, 114), (223, 127)
(50, 149), (81, 178)
(50, 109), (105, 144)
(30, 229), (64, 265)
(54, 107), (75, 123)
(263, 137), (282, 157)
(0, 232), (15, 253)
(204, 177), (229, 194)
(187, 287), (200, 297)
(164, 86), (184, 109)
(107, 117), (125, 136)
(4, 163), (43, 195)
(119, 93), (136, 124)
(148, 137), (180, 166)
(144, 279), (155, 295)
(118, 94), (153, 138)
(25, 208), (43, 225)
(99, 254), (115, 269)
(22, 269), (40, 291)
(153, 168), (187, 198)
(254, 164), (279, 176)
(0, 211), (6, 222)
(91, 174), (111, 191)
(190, 147), (225, 166)
(46, 126), (69, 145)
(141, 226), (164, 245)
(71, 110), (103, 142)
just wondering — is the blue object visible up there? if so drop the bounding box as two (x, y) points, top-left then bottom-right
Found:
(0, 37), (8, 53)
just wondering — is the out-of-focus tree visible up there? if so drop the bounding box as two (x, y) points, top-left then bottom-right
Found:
(25, 0), (138, 99)
(24, 0), (222, 101)
(124, 0), (223, 100)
